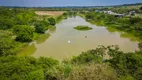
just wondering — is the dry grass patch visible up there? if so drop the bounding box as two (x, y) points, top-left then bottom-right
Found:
(35, 11), (65, 16)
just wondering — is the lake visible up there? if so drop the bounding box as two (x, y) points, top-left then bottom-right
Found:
(18, 16), (139, 61)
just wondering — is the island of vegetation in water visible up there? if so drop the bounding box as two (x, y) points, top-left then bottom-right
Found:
(74, 25), (93, 31)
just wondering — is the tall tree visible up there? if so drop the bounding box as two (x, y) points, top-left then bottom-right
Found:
(13, 25), (34, 42)
(48, 17), (56, 25)
(0, 30), (21, 55)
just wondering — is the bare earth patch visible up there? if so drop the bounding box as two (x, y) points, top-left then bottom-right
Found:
(35, 11), (65, 16)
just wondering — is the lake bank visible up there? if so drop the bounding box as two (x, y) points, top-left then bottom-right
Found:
(18, 16), (139, 61)
(79, 12), (142, 42)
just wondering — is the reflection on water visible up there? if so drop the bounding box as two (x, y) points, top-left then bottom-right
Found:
(18, 43), (36, 56)
(48, 27), (56, 34)
(107, 27), (141, 42)
(120, 33), (141, 42)
(36, 34), (50, 44)
(18, 16), (139, 61)
(106, 27), (119, 33)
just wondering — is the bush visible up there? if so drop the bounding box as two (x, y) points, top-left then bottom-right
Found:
(140, 6), (142, 10)
(0, 30), (21, 55)
(48, 17), (56, 25)
(71, 48), (105, 64)
(13, 25), (34, 42)
(74, 25), (93, 31)
(109, 52), (142, 80)
(34, 21), (48, 33)
(138, 42), (142, 49)
(0, 56), (58, 80)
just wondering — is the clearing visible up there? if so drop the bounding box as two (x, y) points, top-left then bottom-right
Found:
(35, 11), (65, 16)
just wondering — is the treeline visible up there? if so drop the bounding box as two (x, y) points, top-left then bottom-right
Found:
(0, 7), (142, 80)
(110, 7), (142, 14)
(0, 7), (67, 56)
(0, 46), (142, 80)
(83, 12), (142, 40)
(121, 3), (142, 6)
(0, 7), (35, 30)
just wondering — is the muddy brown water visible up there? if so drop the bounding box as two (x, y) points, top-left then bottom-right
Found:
(18, 16), (139, 61)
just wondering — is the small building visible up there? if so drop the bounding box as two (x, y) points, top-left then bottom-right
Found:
(95, 10), (100, 12)
(103, 10), (115, 15)
(103, 10), (125, 18)
(114, 14), (125, 18)
(128, 11), (136, 16)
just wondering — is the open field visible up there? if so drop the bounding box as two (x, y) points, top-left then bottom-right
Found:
(35, 11), (65, 16)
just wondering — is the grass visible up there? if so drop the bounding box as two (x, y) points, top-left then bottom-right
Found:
(74, 25), (93, 31)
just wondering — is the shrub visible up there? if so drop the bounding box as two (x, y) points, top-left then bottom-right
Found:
(34, 21), (48, 33)
(74, 25), (93, 31)
(48, 17), (56, 25)
(13, 25), (34, 42)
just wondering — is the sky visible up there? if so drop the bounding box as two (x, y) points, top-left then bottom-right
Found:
(0, 0), (142, 7)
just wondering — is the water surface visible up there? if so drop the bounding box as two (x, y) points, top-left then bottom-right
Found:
(19, 16), (139, 61)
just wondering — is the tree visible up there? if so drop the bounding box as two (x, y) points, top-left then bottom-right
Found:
(13, 25), (34, 42)
(86, 13), (93, 19)
(109, 51), (142, 80)
(34, 21), (47, 33)
(48, 17), (56, 25)
(0, 30), (21, 55)
(140, 6), (142, 10)
(0, 18), (15, 30)
(0, 56), (59, 80)
(63, 12), (68, 16)
(0, 8), (35, 29)
(138, 42), (142, 49)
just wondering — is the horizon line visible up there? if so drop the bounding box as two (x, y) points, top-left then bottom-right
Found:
(0, 3), (142, 8)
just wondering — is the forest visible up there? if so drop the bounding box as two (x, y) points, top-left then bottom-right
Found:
(0, 6), (142, 80)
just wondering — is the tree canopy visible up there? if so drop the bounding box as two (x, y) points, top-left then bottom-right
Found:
(13, 25), (34, 42)
(0, 30), (21, 55)
(48, 17), (56, 25)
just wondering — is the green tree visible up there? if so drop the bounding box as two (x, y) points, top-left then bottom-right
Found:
(34, 21), (47, 33)
(0, 30), (21, 55)
(109, 51), (142, 80)
(0, 18), (15, 30)
(48, 17), (56, 25)
(13, 25), (34, 42)
(138, 42), (142, 49)
(140, 6), (142, 10)
(63, 12), (68, 16)
(0, 56), (58, 80)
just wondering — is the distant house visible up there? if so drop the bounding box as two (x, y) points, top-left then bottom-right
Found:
(95, 10), (100, 12)
(103, 10), (124, 18)
(103, 10), (115, 15)
(128, 11), (136, 16)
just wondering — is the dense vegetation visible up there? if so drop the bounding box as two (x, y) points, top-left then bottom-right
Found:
(0, 6), (142, 80)
(0, 7), (67, 56)
(0, 46), (142, 80)
(74, 25), (93, 31)
(82, 11), (142, 41)
(34, 21), (50, 33)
